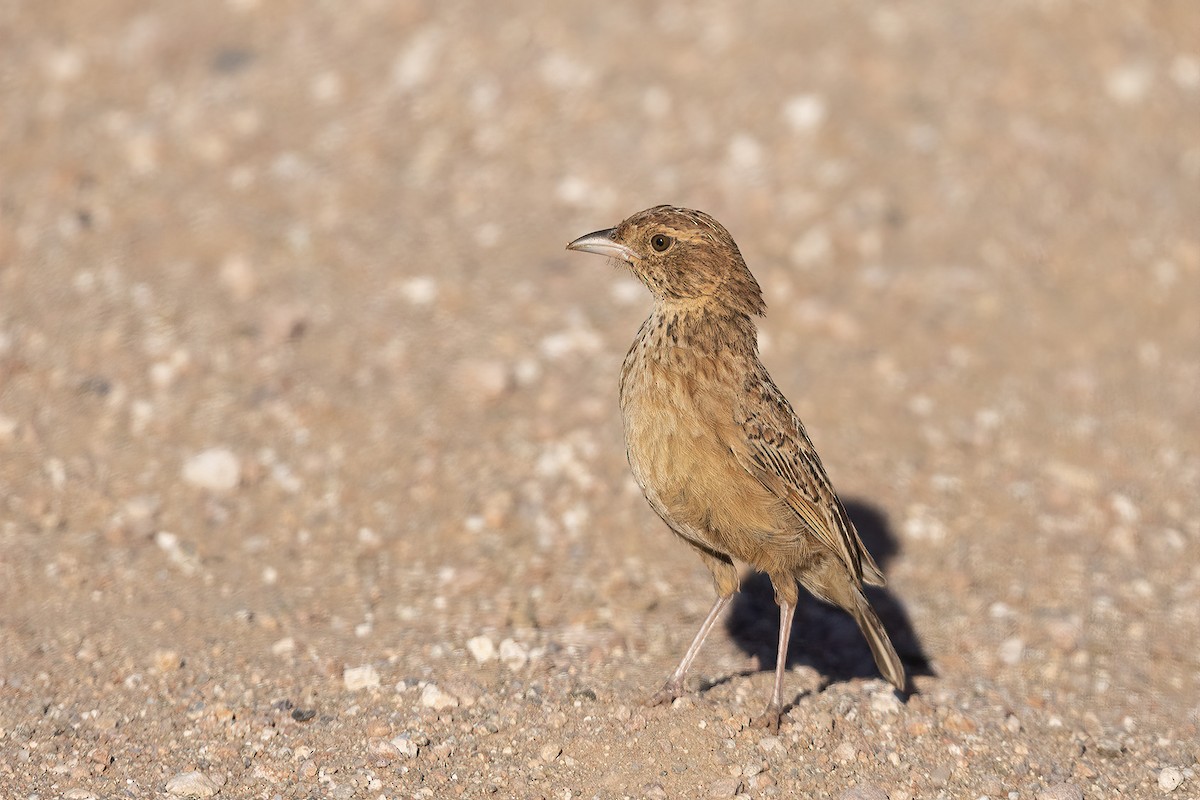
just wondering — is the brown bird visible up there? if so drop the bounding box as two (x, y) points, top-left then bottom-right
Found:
(566, 205), (904, 730)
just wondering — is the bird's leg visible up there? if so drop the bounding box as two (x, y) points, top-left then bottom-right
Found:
(751, 600), (796, 732)
(646, 594), (731, 707)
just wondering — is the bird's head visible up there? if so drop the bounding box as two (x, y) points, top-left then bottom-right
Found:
(566, 205), (765, 317)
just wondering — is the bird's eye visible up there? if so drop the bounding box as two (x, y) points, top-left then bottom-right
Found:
(651, 234), (673, 252)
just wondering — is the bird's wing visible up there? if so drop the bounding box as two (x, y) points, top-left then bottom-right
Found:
(730, 372), (885, 586)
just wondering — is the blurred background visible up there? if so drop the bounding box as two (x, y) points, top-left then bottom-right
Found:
(1, 1), (1198, 797)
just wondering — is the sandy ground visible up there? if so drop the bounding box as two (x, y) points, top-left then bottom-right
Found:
(2, 2), (1199, 799)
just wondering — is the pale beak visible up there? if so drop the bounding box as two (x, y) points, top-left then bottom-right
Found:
(565, 228), (639, 263)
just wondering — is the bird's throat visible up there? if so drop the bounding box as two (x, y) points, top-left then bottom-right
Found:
(644, 303), (759, 357)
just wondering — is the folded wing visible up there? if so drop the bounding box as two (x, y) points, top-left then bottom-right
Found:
(730, 373), (885, 587)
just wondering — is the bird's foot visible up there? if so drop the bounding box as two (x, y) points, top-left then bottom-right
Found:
(749, 703), (783, 733)
(644, 679), (684, 708)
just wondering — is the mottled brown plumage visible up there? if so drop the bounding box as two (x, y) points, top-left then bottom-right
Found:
(567, 205), (904, 729)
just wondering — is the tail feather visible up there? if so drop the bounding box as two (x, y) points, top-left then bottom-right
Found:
(851, 595), (905, 691)
(859, 548), (886, 587)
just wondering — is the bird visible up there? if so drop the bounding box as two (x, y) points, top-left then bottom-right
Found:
(566, 205), (905, 731)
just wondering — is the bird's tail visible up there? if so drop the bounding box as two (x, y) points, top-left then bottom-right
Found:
(850, 593), (906, 691)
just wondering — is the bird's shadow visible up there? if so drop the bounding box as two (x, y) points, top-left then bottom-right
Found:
(724, 499), (932, 694)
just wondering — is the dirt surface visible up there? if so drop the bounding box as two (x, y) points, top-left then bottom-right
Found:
(2, 2), (1199, 799)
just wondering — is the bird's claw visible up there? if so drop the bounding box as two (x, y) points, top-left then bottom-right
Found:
(749, 704), (783, 733)
(644, 681), (683, 707)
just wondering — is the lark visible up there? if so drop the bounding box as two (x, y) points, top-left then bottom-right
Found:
(566, 205), (904, 730)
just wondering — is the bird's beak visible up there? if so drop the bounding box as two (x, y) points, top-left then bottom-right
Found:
(565, 228), (638, 263)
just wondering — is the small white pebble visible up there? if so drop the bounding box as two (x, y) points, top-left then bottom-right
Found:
(392, 28), (443, 90)
(641, 85), (672, 118)
(467, 635), (497, 664)
(513, 358), (542, 387)
(311, 70), (343, 104)
(903, 505), (947, 543)
(400, 276), (438, 306)
(271, 637), (295, 656)
(182, 448), (241, 492)
(539, 327), (603, 361)
(782, 93), (827, 132)
(838, 785), (888, 800)
(908, 394), (934, 416)
(539, 51), (596, 90)
(165, 771), (221, 797)
(44, 47), (85, 82)
(343, 664), (380, 691)
(975, 407), (1002, 431)
(556, 175), (591, 206)
(989, 602), (1013, 619)
(498, 638), (528, 671)
(419, 683), (459, 710)
(611, 278), (645, 306)
(1158, 767), (1185, 792)
(727, 133), (763, 170)
(45, 457), (66, 489)
(998, 637), (1025, 666)
(869, 689), (901, 716)
(1110, 492), (1139, 523)
(707, 776), (743, 797)
(788, 228), (831, 268)
(1036, 784), (1082, 800)
(757, 736), (784, 753)
(1105, 64), (1153, 104)
(154, 532), (198, 575)
(390, 736), (419, 758)
(0, 413), (17, 442)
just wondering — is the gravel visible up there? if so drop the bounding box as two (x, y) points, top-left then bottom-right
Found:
(1, 2), (1197, 799)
